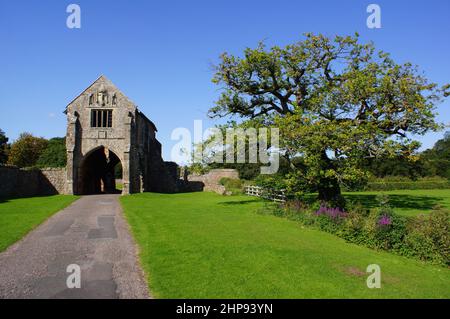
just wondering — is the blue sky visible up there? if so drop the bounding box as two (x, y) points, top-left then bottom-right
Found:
(0, 0), (449, 161)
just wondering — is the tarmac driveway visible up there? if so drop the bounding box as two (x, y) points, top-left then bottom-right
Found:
(0, 194), (149, 299)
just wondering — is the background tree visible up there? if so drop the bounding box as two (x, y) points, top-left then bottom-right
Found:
(36, 137), (67, 168)
(361, 156), (426, 179)
(7, 133), (48, 168)
(210, 33), (448, 206)
(0, 129), (9, 164)
(420, 132), (450, 179)
(190, 121), (278, 180)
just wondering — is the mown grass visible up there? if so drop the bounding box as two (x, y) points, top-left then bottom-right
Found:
(120, 192), (450, 299)
(0, 195), (79, 252)
(343, 189), (450, 217)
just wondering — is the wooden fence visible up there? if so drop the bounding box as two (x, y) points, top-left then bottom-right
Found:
(244, 185), (287, 203)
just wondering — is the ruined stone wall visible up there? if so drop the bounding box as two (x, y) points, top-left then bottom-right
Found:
(0, 166), (39, 198)
(144, 141), (179, 193)
(40, 168), (67, 194)
(164, 161), (179, 181)
(187, 169), (239, 195)
(0, 165), (66, 198)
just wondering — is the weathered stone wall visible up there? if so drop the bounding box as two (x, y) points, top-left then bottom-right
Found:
(187, 169), (239, 195)
(0, 165), (66, 198)
(65, 76), (179, 195)
(0, 166), (39, 198)
(164, 161), (179, 181)
(40, 168), (67, 194)
(65, 76), (137, 195)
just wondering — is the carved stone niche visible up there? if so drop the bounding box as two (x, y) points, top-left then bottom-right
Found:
(88, 91), (116, 107)
(97, 91), (109, 106)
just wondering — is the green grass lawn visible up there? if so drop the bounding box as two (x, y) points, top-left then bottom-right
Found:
(120, 192), (450, 299)
(343, 189), (450, 217)
(0, 195), (79, 252)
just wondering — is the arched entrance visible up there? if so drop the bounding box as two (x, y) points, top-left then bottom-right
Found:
(79, 146), (122, 195)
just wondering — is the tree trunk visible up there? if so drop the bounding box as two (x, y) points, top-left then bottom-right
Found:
(317, 177), (343, 204)
(317, 151), (345, 208)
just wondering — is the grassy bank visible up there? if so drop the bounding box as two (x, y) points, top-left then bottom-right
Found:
(0, 195), (79, 252)
(343, 189), (450, 217)
(121, 192), (450, 298)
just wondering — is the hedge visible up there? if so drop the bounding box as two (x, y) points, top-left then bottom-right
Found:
(258, 200), (450, 266)
(364, 177), (450, 191)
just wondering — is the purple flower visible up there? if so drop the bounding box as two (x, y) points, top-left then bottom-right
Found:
(315, 205), (347, 219)
(378, 214), (392, 226)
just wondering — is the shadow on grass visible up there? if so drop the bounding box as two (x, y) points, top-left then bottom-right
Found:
(344, 194), (444, 210)
(0, 194), (69, 205)
(218, 199), (261, 206)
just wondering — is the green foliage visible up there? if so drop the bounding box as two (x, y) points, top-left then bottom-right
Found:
(0, 195), (79, 252)
(343, 189), (450, 217)
(420, 132), (450, 179)
(7, 133), (48, 168)
(257, 200), (313, 224)
(209, 33), (448, 204)
(194, 121), (274, 180)
(254, 174), (287, 191)
(114, 163), (123, 179)
(187, 162), (210, 175)
(363, 176), (450, 191)
(121, 192), (450, 298)
(256, 201), (285, 217)
(36, 137), (66, 168)
(235, 164), (261, 180)
(8, 135), (67, 169)
(356, 131), (450, 181)
(362, 156), (426, 179)
(0, 129), (8, 164)
(207, 151), (292, 181)
(404, 208), (450, 264)
(314, 213), (344, 234)
(362, 207), (407, 251)
(338, 206), (368, 245)
(263, 194), (449, 266)
(219, 177), (243, 194)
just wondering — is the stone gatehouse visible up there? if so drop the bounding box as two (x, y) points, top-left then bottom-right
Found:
(65, 75), (177, 195)
(0, 76), (239, 198)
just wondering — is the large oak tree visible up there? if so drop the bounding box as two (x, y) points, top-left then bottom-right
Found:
(209, 33), (448, 205)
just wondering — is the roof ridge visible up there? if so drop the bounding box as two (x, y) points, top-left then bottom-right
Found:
(64, 75), (110, 112)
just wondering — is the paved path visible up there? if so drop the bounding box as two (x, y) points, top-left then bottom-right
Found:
(0, 195), (150, 299)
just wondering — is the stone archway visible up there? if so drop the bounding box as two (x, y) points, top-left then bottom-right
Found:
(79, 146), (122, 195)
(65, 76), (180, 195)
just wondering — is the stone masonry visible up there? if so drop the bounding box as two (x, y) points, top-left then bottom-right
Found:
(0, 76), (239, 198)
(187, 169), (239, 194)
(65, 76), (177, 195)
(0, 166), (66, 198)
